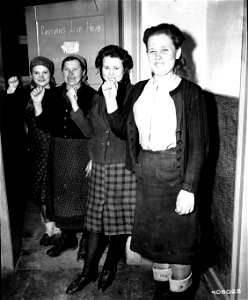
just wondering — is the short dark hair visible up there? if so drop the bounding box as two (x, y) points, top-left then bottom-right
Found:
(143, 23), (188, 77)
(95, 45), (133, 83)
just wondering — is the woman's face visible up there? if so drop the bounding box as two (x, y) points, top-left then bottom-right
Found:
(62, 59), (84, 87)
(102, 56), (124, 83)
(147, 33), (181, 77)
(31, 65), (51, 88)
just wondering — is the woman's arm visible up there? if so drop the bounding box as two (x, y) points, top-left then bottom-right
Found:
(70, 108), (94, 137)
(182, 85), (209, 194)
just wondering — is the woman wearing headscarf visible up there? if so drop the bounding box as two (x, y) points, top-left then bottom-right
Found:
(31, 55), (96, 258)
(6, 56), (61, 246)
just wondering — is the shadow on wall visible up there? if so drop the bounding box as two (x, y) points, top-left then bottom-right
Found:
(198, 91), (220, 272)
(180, 31), (219, 272)
(182, 31), (197, 83)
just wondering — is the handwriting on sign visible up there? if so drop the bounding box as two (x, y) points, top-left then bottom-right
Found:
(52, 54), (97, 65)
(40, 19), (104, 36)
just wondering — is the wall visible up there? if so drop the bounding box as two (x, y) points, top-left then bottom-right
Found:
(140, 0), (243, 97)
(139, 0), (243, 290)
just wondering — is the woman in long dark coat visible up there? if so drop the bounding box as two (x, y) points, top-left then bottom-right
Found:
(105, 24), (209, 300)
(6, 56), (60, 246)
(31, 55), (96, 257)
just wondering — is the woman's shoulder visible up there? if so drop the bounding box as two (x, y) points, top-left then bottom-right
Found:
(128, 79), (149, 100)
(132, 79), (149, 90)
(80, 82), (97, 96)
(180, 78), (203, 93)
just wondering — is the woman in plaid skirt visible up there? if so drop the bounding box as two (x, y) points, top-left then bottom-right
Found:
(66, 45), (136, 295)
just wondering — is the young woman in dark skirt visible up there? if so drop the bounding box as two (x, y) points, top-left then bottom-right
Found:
(6, 56), (61, 246)
(105, 24), (209, 300)
(66, 45), (136, 295)
(31, 55), (96, 258)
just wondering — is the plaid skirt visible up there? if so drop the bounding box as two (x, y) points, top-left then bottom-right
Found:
(85, 161), (136, 235)
(46, 137), (89, 230)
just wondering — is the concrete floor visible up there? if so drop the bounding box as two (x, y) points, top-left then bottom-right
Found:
(2, 200), (215, 300)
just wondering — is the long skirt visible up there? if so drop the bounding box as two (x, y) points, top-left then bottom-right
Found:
(46, 137), (89, 230)
(25, 107), (50, 206)
(85, 161), (136, 235)
(130, 149), (200, 265)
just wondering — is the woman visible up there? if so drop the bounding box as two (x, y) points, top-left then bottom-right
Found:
(66, 45), (136, 294)
(6, 56), (61, 246)
(105, 24), (209, 300)
(31, 55), (96, 258)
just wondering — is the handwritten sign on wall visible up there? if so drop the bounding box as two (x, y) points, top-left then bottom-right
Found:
(38, 16), (105, 69)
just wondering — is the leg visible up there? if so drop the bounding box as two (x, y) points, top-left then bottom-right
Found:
(98, 234), (128, 292)
(39, 205), (57, 246)
(46, 229), (78, 257)
(152, 263), (172, 300)
(169, 264), (194, 299)
(66, 231), (108, 294)
(77, 230), (87, 261)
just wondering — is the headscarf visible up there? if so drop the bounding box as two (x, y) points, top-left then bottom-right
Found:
(30, 56), (56, 87)
(61, 55), (88, 84)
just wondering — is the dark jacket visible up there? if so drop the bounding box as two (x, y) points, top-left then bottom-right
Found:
(107, 78), (209, 194)
(71, 82), (133, 163)
(36, 83), (96, 139)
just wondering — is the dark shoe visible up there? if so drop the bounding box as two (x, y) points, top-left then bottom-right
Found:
(152, 280), (170, 300)
(169, 285), (195, 300)
(40, 233), (60, 247)
(66, 272), (99, 294)
(39, 233), (53, 246)
(77, 236), (86, 261)
(98, 266), (117, 292)
(46, 236), (78, 257)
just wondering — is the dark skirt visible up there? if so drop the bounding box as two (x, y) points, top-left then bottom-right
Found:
(46, 137), (89, 230)
(25, 107), (50, 206)
(130, 149), (200, 264)
(85, 161), (136, 235)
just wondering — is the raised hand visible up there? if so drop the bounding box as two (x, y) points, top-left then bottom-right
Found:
(7, 76), (19, 94)
(66, 88), (79, 111)
(31, 86), (45, 104)
(30, 86), (45, 116)
(102, 80), (118, 113)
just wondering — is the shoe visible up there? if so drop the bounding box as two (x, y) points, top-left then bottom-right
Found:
(40, 233), (61, 247)
(98, 266), (117, 292)
(152, 280), (170, 300)
(77, 236), (86, 261)
(39, 233), (53, 246)
(66, 271), (99, 294)
(46, 235), (78, 257)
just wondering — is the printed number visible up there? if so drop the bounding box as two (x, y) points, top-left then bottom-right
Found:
(212, 289), (241, 294)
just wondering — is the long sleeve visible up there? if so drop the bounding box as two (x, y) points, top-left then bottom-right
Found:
(181, 84), (209, 194)
(70, 108), (93, 137)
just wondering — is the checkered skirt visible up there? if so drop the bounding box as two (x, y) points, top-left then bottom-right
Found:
(46, 137), (89, 230)
(85, 161), (136, 235)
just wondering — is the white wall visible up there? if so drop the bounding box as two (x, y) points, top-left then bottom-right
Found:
(139, 0), (243, 97)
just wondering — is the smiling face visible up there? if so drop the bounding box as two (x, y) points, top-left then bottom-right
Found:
(31, 65), (51, 88)
(147, 33), (181, 78)
(62, 59), (85, 87)
(102, 56), (124, 83)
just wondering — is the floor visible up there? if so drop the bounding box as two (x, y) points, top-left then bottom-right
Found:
(2, 200), (216, 300)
